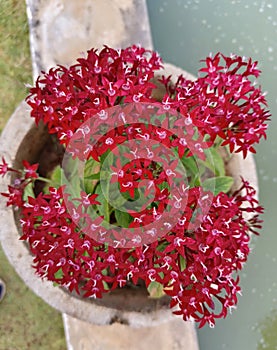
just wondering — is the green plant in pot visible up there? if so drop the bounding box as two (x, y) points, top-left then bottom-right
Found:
(0, 46), (269, 328)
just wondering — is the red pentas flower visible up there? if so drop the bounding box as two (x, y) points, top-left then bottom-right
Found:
(159, 53), (270, 158)
(1, 46), (269, 328)
(26, 45), (162, 146)
(22, 160), (39, 179)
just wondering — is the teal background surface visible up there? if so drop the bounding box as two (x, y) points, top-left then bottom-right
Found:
(147, 1), (277, 349)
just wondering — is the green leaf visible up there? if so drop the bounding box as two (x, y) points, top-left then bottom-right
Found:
(54, 268), (63, 280)
(84, 173), (100, 180)
(181, 155), (199, 176)
(181, 155), (202, 186)
(50, 165), (62, 186)
(100, 150), (114, 168)
(147, 281), (165, 299)
(23, 182), (35, 201)
(114, 209), (132, 228)
(108, 182), (125, 203)
(84, 158), (100, 177)
(50, 157), (82, 200)
(156, 241), (168, 252)
(202, 176), (234, 195)
(43, 165), (62, 193)
(63, 156), (80, 180)
(60, 169), (81, 199)
(203, 147), (225, 177)
(102, 281), (110, 291)
(179, 255), (186, 272)
(94, 183), (109, 221)
(83, 158), (101, 194)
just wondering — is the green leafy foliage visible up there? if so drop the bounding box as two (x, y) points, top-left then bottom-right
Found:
(46, 158), (82, 198)
(114, 209), (132, 228)
(202, 147), (225, 177)
(179, 255), (186, 272)
(54, 268), (63, 280)
(84, 158), (100, 193)
(94, 183), (109, 221)
(202, 176), (234, 195)
(181, 155), (202, 186)
(48, 164), (62, 187)
(23, 181), (35, 201)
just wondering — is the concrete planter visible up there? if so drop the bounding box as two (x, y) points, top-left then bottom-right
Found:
(0, 103), (172, 327)
(0, 63), (258, 349)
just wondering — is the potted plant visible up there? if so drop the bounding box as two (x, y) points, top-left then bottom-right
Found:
(0, 45), (269, 329)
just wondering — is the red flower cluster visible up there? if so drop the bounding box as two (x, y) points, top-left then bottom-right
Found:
(26, 46), (162, 145)
(1, 46), (269, 327)
(0, 159), (263, 327)
(160, 53), (270, 157)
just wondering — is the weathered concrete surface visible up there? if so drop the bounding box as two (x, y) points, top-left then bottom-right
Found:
(63, 314), (199, 350)
(26, 0), (153, 79)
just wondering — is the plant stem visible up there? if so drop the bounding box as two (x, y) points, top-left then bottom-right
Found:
(36, 176), (52, 184)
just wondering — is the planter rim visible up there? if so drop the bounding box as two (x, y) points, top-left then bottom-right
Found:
(0, 63), (258, 327)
